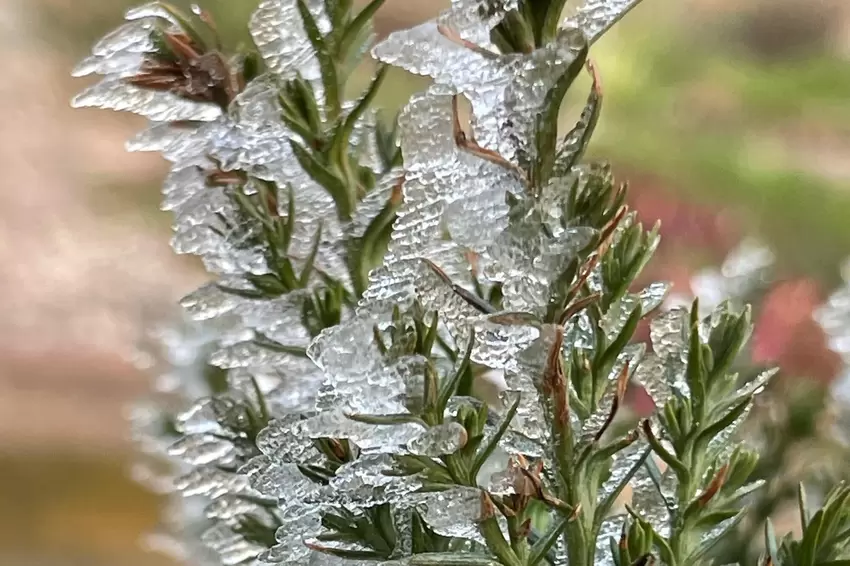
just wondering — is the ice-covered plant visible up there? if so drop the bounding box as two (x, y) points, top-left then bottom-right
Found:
(73, 1), (850, 566)
(127, 316), (233, 565)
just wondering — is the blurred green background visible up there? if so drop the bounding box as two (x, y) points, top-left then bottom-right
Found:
(1, 0), (848, 565)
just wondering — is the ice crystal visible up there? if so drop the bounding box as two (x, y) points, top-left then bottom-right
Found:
(581, 343), (646, 440)
(240, 455), (318, 501)
(486, 217), (596, 315)
(408, 422), (468, 456)
(416, 488), (484, 542)
(331, 455), (423, 508)
(630, 461), (675, 537)
(633, 307), (690, 402)
(439, 0), (519, 46)
(565, 0), (645, 43)
(373, 16), (587, 164)
(498, 325), (562, 454)
(594, 518), (622, 564)
(202, 523), (267, 565)
(74, 78), (223, 121)
(174, 467), (253, 499)
(473, 314), (541, 369)
(249, 0), (328, 80)
(361, 89), (525, 311)
(259, 513), (320, 564)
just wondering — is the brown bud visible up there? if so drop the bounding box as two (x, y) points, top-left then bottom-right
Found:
(697, 465), (728, 507)
(479, 490), (498, 522)
(327, 438), (348, 461)
(594, 362), (631, 442)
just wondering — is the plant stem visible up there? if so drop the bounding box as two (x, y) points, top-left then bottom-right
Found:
(480, 515), (524, 566)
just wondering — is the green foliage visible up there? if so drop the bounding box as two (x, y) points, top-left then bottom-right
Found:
(764, 484), (850, 566)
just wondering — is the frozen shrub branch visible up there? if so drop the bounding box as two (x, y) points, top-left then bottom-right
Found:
(73, 1), (850, 566)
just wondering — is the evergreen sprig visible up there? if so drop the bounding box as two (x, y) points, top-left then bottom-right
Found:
(73, 1), (850, 566)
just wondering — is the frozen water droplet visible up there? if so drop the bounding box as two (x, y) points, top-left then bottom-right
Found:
(417, 487), (483, 542)
(72, 77), (221, 122)
(408, 422), (468, 456)
(173, 467), (251, 498)
(239, 455), (317, 501)
(168, 433), (236, 466)
(201, 523), (265, 565)
(125, 3), (181, 25)
(250, 0), (329, 80)
(331, 454), (422, 508)
(566, 0), (644, 43)
(258, 512), (321, 563)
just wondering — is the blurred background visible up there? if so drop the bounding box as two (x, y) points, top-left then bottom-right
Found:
(0, 0), (848, 564)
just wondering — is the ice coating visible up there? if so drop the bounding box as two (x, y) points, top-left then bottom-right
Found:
(580, 343), (646, 440)
(125, 2), (183, 25)
(331, 454), (423, 508)
(439, 0), (519, 46)
(597, 441), (649, 506)
(407, 422), (468, 456)
(241, 455), (318, 500)
(594, 518), (622, 564)
(374, 22), (587, 164)
(205, 79), (296, 173)
(73, 78), (222, 121)
(318, 354), (429, 416)
(486, 218), (597, 315)
(416, 487), (484, 542)
(307, 311), (420, 415)
(554, 66), (602, 176)
(174, 467), (253, 499)
(498, 325), (561, 452)
(361, 89), (524, 311)
(168, 433), (239, 467)
(601, 283), (671, 342)
(128, 121), (212, 163)
(566, 0), (645, 43)
(249, 0), (328, 81)
(259, 511), (321, 563)
(633, 306), (690, 402)
(202, 523), (267, 565)
(630, 455), (675, 538)
(301, 409), (425, 451)
(473, 313), (541, 369)
(348, 169), (404, 240)
(255, 416), (319, 463)
(182, 284), (311, 347)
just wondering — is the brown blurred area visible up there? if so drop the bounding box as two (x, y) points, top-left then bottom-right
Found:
(0, 0), (849, 564)
(0, 0), (203, 563)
